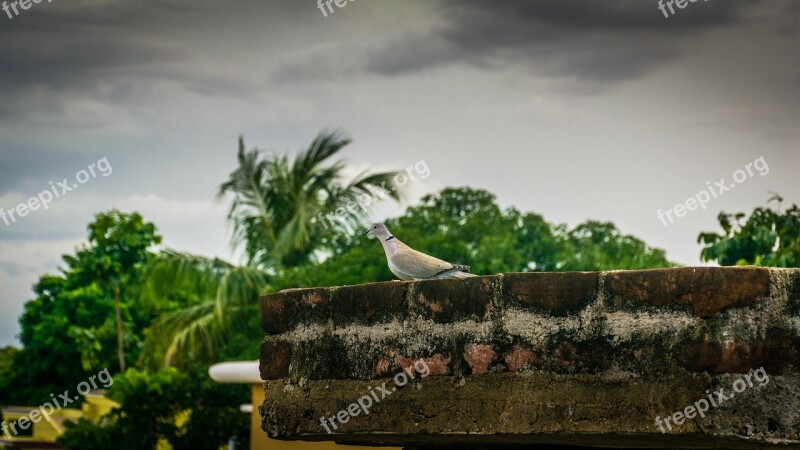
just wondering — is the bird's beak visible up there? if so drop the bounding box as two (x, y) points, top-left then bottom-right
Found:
(362, 229), (370, 236)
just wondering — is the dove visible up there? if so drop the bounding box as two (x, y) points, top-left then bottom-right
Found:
(363, 223), (475, 280)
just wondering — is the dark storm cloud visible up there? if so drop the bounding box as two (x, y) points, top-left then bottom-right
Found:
(365, 0), (776, 82)
(0, 0), (284, 116)
(0, 1), (189, 116)
(0, 36), (180, 115)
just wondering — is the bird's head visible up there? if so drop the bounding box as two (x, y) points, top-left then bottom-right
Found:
(362, 222), (391, 239)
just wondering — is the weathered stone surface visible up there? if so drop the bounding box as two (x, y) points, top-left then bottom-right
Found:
(787, 269), (800, 315)
(410, 276), (495, 323)
(259, 268), (800, 448)
(677, 331), (800, 375)
(331, 281), (411, 326)
(463, 343), (497, 375)
(503, 345), (540, 372)
(604, 267), (771, 318)
(505, 272), (597, 316)
(261, 372), (800, 448)
(259, 339), (292, 379)
(260, 287), (332, 334)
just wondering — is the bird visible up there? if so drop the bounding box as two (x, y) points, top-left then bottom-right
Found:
(362, 223), (475, 280)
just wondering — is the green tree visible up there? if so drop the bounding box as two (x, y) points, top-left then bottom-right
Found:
(143, 129), (402, 365)
(698, 197), (800, 267)
(69, 211), (161, 371)
(58, 368), (249, 450)
(276, 187), (673, 289)
(556, 221), (674, 271)
(3, 211), (161, 405)
(0, 346), (18, 402)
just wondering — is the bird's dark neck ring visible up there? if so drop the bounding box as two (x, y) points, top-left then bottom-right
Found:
(384, 235), (395, 242)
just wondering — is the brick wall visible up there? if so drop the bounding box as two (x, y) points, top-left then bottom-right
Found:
(259, 267), (800, 449)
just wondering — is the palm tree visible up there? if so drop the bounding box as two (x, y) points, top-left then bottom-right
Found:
(221, 129), (400, 269)
(142, 129), (401, 366)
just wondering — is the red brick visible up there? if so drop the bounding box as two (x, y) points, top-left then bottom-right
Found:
(411, 276), (496, 323)
(260, 339), (292, 379)
(331, 281), (410, 326)
(463, 344), (497, 375)
(260, 287), (332, 334)
(376, 348), (452, 377)
(677, 331), (800, 374)
(504, 345), (541, 372)
(605, 267), (770, 318)
(505, 272), (597, 316)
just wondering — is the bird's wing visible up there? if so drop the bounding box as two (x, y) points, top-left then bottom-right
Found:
(390, 246), (461, 279)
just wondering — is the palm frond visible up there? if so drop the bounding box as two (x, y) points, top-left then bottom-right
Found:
(214, 265), (271, 322)
(216, 129), (404, 269)
(140, 249), (234, 311)
(218, 137), (278, 264)
(141, 250), (270, 366)
(293, 129), (351, 181)
(156, 302), (222, 366)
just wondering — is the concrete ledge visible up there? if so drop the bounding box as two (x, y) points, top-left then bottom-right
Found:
(261, 373), (800, 448)
(258, 267), (800, 448)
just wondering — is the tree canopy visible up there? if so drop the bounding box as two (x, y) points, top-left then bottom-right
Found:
(277, 187), (674, 290)
(698, 197), (800, 267)
(4, 211), (161, 404)
(58, 368), (248, 450)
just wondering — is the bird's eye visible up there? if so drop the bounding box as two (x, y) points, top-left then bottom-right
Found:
(373, 225), (377, 229)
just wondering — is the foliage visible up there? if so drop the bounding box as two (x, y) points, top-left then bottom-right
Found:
(142, 129), (403, 365)
(220, 130), (400, 270)
(276, 187), (673, 289)
(70, 210), (162, 371)
(58, 368), (249, 450)
(556, 220), (674, 271)
(2, 211), (161, 405)
(140, 250), (269, 367)
(698, 198), (800, 267)
(0, 346), (18, 402)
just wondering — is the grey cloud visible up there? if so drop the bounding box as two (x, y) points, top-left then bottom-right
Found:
(0, 144), (84, 192)
(365, 0), (778, 83)
(0, 262), (24, 277)
(273, 44), (366, 83)
(0, 0), (292, 119)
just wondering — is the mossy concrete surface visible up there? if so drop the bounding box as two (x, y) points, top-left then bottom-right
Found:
(259, 267), (800, 449)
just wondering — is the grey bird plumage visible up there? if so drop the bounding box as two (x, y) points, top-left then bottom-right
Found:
(363, 223), (475, 280)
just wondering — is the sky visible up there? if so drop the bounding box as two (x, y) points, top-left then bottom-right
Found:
(1, 0), (799, 346)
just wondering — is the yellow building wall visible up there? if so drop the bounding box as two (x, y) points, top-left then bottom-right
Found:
(1, 408), (81, 449)
(249, 385), (400, 450)
(81, 394), (119, 421)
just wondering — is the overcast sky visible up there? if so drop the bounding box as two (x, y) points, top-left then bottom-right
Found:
(1, 0), (799, 346)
